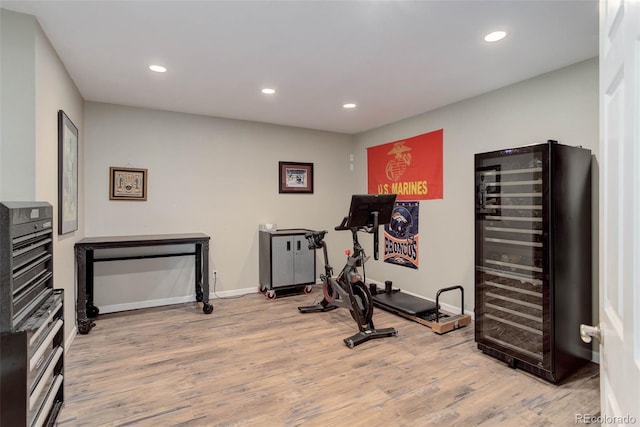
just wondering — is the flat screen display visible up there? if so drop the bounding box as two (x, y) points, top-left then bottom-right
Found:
(345, 194), (397, 228)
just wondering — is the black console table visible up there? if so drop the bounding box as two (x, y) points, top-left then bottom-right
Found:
(75, 233), (212, 334)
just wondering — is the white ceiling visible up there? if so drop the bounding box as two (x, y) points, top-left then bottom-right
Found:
(2, 0), (599, 134)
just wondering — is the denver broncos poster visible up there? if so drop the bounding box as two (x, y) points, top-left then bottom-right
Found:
(384, 201), (419, 269)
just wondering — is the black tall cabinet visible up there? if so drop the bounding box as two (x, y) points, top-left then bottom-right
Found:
(0, 202), (64, 426)
(474, 141), (592, 383)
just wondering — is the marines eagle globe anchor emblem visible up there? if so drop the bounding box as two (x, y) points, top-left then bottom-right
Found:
(385, 141), (412, 182)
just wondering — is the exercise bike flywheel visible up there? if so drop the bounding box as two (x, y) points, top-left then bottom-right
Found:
(349, 281), (374, 326)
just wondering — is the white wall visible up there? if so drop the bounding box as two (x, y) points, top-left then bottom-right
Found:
(83, 103), (355, 309)
(1, 9), (36, 200)
(0, 9), (84, 345)
(34, 19), (84, 345)
(353, 58), (599, 316)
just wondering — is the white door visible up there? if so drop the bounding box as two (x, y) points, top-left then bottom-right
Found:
(598, 0), (640, 423)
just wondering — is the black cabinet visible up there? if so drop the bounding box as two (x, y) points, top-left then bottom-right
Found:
(1, 202), (64, 426)
(1, 290), (64, 427)
(474, 141), (592, 383)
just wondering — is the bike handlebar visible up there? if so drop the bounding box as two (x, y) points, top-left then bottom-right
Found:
(334, 216), (349, 231)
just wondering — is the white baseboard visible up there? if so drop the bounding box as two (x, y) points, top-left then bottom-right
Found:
(66, 325), (77, 351)
(209, 287), (258, 298)
(99, 295), (199, 314)
(98, 287), (258, 314)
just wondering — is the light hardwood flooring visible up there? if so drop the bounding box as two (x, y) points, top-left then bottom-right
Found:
(58, 289), (600, 427)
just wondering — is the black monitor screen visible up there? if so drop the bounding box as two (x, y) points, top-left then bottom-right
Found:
(345, 194), (397, 228)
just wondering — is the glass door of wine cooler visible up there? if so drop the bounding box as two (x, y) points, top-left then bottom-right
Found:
(475, 145), (551, 370)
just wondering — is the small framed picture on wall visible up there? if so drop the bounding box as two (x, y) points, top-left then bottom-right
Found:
(278, 161), (314, 194)
(109, 167), (148, 201)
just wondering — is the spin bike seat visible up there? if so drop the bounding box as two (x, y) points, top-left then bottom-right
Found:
(305, 230), (327, 249)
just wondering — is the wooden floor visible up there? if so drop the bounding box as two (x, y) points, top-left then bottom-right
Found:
(58, 289), (600, 427)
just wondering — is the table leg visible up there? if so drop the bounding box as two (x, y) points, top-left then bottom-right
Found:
(85, 250), (100, 318)
(200, 241), (213, 314)
(195, 244), (203, 301)
(76, 247), (95, 334)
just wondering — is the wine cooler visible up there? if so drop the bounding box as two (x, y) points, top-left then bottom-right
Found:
(474, 141), (592, 383)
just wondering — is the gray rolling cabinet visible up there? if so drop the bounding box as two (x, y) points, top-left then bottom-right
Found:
(259, 229), (316, 299)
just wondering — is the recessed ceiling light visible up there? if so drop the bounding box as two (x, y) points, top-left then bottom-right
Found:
(149, 65), (167, 73)
(484, 31), (507, 42)
(261, 88), (276, 94)
(343, 103), (357, 109)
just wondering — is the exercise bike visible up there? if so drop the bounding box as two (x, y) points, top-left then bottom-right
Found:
(298, 194), (398, 348)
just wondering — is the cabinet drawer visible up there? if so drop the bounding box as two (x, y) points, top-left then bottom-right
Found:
(29, 347), (63, 412)
(14, 279), (52, 328)
(20, 292), (65, 391)
(27, 294), (63, 348)
(30, 373), (63, 427)
(12, 237), (51, 275)
(29, 319), (63, 373)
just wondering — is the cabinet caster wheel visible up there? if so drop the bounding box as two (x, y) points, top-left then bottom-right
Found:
(266, 290), (277, 300)
(87, 305), (100, 318)
(203, 303), (214, 314)
(258, 285), (266, 294)
(304, 285), (313, 294)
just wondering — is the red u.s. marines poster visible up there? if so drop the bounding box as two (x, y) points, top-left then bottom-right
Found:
(384, 201), (419, 269)
(367, 129), (443, 200)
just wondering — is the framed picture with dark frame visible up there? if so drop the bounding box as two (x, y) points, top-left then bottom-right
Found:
(58, 110), (78, 234)
(109, 167), (148, 201)
(279, 161), (314, 194)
